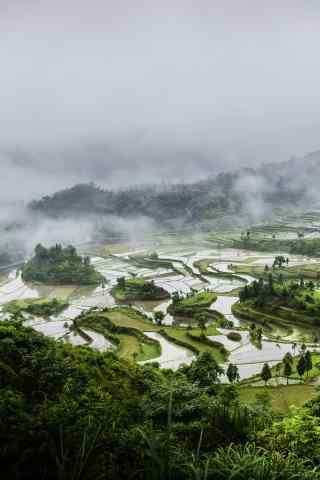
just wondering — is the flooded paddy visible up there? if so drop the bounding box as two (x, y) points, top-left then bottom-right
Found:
(0, 272), (40, 303)
(82, 329), (114, 352)
(210, 296), (239, 325)
(140, 331), (195, 370)
(2, 243), (320, 379)
(24, 318), (72, 339)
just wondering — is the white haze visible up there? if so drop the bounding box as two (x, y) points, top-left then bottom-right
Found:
(0, 1), (320, 254)
(1, 0), (320, 198)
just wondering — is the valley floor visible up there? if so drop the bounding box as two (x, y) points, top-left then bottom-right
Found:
(2, 227), (320, 402)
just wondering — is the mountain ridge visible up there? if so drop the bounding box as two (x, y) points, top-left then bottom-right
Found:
(29, 151), (320, 227)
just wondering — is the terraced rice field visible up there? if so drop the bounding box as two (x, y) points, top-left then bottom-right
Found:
(2, 239), (320, 380)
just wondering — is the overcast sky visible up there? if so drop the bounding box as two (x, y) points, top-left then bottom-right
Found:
(1, 0), (320, 198)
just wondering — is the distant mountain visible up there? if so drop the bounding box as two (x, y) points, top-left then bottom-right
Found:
(29, 152), (320, 229)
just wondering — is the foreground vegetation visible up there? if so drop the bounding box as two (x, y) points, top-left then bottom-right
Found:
(22, 243), (104, 285)
(3, 321), (320, 479)
(7, 224), (320, 477)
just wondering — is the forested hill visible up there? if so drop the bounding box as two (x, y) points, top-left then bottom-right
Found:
(29, 152), (320, 226)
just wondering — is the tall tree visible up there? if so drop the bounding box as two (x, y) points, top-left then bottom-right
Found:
(154, 310), (165, 326)
(117, 276), (126, 288)
(283, 352), (293, 365)
(187, 351), (224, 387)
(304, 350), (313, 376)
(261, 363), (272, 386)
(226, 363), (240, 384)
(283, 360), (292, 385)
(297, 355), (306, 378)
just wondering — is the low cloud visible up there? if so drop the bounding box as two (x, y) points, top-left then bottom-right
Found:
(0, 0), (320, 201)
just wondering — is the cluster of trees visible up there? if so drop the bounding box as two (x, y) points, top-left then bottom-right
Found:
(169, 291), (217, 319)
(290, 238), (320, 257)
(272, 255), (289, 268)
(249, 323), (263, 344)
(29, 155), (320, 230)
(296, 349), (313, 377)
(261, 348), (313, 386)
(239, 275), (275, 303)
(114, 277), (169, 301)
(3, 320), (320, 479)
(154, 310), (165, 325)
(280, 348), (313, 382)
(172, 290), (188, 303)
(235, 236), (320, 258)
(226, 363), (240, 383)
(28, 178), (242, 226)
(22, 243), (104, 285)
(5, 298), (68, 318)
(171, 289), (214, 305)
(239, 274), (319, 313)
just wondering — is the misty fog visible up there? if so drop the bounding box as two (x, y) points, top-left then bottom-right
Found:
(1, 0), (320, 198)
(1, 0), (320, 257)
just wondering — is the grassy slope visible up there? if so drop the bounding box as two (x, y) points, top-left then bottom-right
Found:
(5, 298), (68, 317)
(232, 300), (320, 338)
(111, 278), (169, 302)
(233, 263), (320, 280)
(94, 307), (226, 362)
(194, 258), (245, 282)
(239, 384), (316, 412)
(76, 310), (161, 362)
(168, 292), (217, 317)
(175, 291), (217, 308)
(117, 333), (160, 362)
(104, 308), (159, 331)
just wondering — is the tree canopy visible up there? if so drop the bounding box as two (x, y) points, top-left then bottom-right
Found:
(22, 243), (104, 285)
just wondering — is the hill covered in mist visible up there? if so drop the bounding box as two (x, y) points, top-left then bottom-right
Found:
(1, 150), (318, 268)
(29, 151), (320, 229)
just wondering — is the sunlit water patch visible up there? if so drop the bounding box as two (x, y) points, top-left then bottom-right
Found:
(24, 318), (72, 339)
(154, 299), (174, 326)
(209, 296), (239, 325)
(228, 339), (297, 373)
(208, 328), (250, 351)
(140, 332), (195, 370)
(65, 331), (88, 346)
(82, 329), (114, 352)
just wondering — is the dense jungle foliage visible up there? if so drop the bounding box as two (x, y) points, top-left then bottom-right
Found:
(2, 320), (320, 479)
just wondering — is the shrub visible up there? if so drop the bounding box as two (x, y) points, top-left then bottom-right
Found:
(227, 331), (242, 342)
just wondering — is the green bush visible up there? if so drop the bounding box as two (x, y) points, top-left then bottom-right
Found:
(227, 331), (242, 342)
